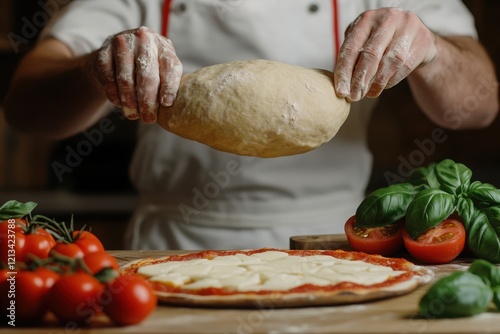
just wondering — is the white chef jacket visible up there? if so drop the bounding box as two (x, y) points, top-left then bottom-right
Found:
(41, 0), (477, 250)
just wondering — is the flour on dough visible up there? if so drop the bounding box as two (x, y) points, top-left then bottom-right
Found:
(157, 59), (350, 158)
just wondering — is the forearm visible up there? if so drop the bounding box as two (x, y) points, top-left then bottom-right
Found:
(407, 35), (499, 130)
(4, 41), (110, 139)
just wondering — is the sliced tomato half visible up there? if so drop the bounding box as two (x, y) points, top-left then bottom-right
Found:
(403, 219), (466, 264)
(344, 215), (404, 256)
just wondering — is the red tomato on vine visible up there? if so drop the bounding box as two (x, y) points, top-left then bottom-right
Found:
(0, 218), (56, 265)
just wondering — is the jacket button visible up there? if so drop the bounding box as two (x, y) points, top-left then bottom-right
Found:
(308, 3), (319, 13)
(175, 2), (187, 13)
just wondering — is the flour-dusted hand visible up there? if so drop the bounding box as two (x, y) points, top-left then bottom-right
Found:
(93, 26), (183, 123)
(334, 8), (437, 102)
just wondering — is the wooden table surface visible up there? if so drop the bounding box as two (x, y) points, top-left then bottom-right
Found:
(5, 234), (500, 334)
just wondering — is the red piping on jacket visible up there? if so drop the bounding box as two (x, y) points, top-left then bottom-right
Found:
(161, 0), (172, 37)
(332, 0), (340, 62)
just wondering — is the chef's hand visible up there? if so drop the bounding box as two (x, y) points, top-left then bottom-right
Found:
(334, 8), (437, 102)
(92, 26), (183, 123)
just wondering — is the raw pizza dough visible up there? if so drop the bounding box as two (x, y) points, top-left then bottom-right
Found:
(157, 59), (350, 158)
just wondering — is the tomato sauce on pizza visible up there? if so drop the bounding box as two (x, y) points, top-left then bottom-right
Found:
(121, 248), (432, 307)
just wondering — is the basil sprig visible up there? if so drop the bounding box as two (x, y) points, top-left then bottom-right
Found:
(434, 158), (472, 196)
(419, 259), (500, 318)
(355, 158), (500, 263)
(0, 200), (37, 220)
(405, 188), (455, 239)
(355, 183), (418, 227)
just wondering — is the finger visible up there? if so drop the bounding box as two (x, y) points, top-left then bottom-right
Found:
(350, 9), (416, 101)
(349, 33), (392, 101)
(385, 48), (415, 89)
(113, 34), (140, 120)
(135, 27), (160, 124)
(158, 37), (183, 107)
(95, 41), (121, 107)
(386, 65), (412, 91)
(366, 36), (411, 97)
(334, 13), (371, 98)
(368, 11), (436, 97)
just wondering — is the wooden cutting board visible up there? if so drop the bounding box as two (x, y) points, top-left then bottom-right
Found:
(289, 233), (354, 250)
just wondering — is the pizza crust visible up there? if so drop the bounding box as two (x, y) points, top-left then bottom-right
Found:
(157, 59), (350, 158)
(121, 249), (433, 309)
(150, 270), (432, 308)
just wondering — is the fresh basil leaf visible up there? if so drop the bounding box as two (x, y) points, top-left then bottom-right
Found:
(468, 259), (500, 287)
(457, 197), (500, 263)
(408, 162), (440, 189)
(419, 271), (493, 318)
(493, 286), (500, 310)
(468, 181), (500, 209)
(355, 183), (417, 228)
(405, 188), (456, 239)
(435, 159), (472, 196)
(0, 200), (37, 220)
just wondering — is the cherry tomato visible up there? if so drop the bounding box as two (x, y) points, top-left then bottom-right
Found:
(34, 266), (60, 289)
(0, 269), (11, 282)
(0, 218), (27, 265)
(48, 272), (104, 325)
(82, 251), (120, 275)
(403, 219), (466, 264)
(344, 215), (404, 256)
(0, 218), (26, 233)
(22, 232), (57, 261)
(1, 267), (59, 324)
(0, 269), (14, 316)
(72, 231), (105, 255)
(0, 218), (56, 264)
(16, 271), (47, 322)
(51, 242), (85, 259)
(0, 270), (14, 321)
(101, 274), (157, 326)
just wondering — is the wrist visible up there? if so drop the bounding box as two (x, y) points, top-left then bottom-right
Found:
(409, 33), (441, 83)
(417, 30), (439, 70)
(84, 50), (104, 91)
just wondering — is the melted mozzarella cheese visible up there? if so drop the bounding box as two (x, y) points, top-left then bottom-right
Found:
(149, 272), (191, 286)
(138, 251), (406, 291)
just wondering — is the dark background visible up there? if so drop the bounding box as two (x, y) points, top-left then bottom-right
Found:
(1, 0), (499, 248)
(368, 1), (500, 192)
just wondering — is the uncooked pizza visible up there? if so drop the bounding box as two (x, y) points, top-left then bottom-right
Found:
(120, 248), (433, 308)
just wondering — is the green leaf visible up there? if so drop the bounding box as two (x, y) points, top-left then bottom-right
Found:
(94, 267), (119, 284)
(0, 200), (37, 220)
(435, 159), (472, 196)
(483, 206), (500, 232)
(468, 181), (500, 209)
(468, 259), (500, 287)
(408, 163), (440, 189)
(405, 188), (456, 239)
(419, 271), (493, 318)
(457, 197), (500, 263)
(355, 183), (417, 228)
(493, 286), (500, 310)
